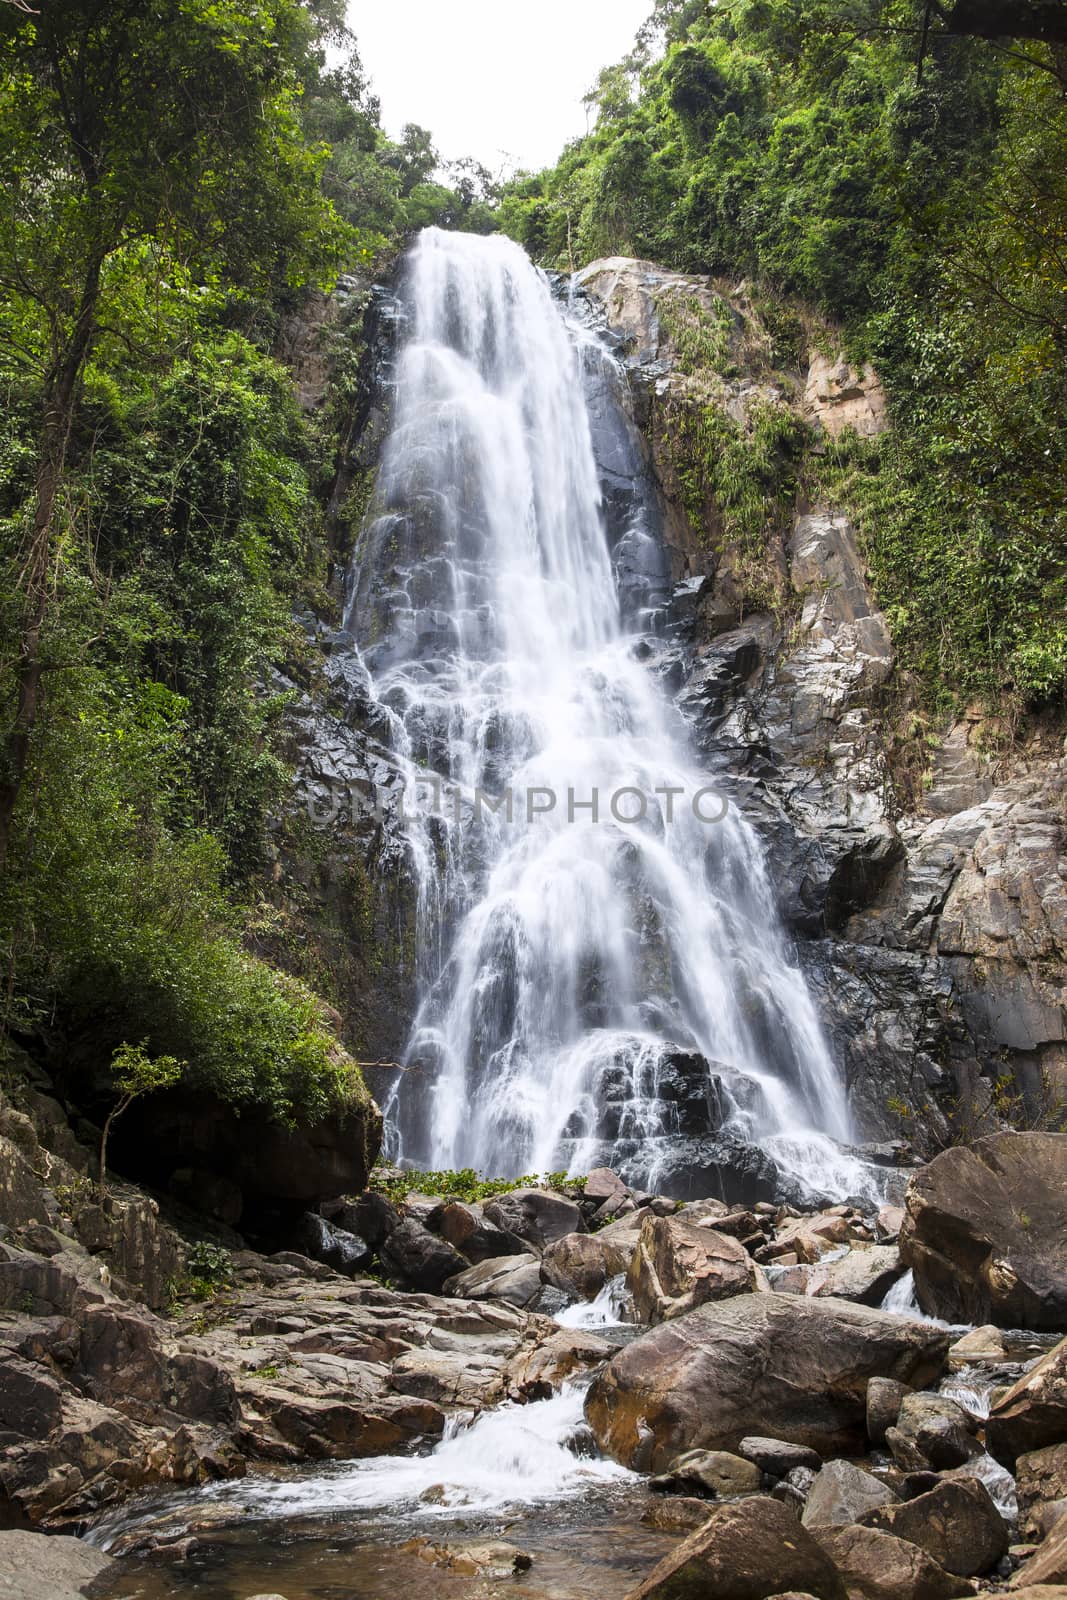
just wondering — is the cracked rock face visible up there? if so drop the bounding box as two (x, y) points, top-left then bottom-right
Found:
(573, 256), (1067, 1151)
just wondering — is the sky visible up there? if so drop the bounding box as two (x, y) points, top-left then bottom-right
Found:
(346, 0), (653, 175)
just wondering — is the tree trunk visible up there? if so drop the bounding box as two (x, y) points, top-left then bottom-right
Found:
(0, 252), (102, 874)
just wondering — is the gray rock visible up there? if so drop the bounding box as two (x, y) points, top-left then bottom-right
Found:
(801, 1460), (898, 1527)
(443, 1253), (542, 1308)
(988, 1335), (1067, 1462)
(482, 1188), (583, 1248)
(0, 1530), (118, 1599)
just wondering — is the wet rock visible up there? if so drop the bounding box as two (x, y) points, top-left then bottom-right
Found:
(650, 1448), (762, 1499)
(338, 1191), (398, 1249)
(809, 1524), (973, 1600)
(291, 1213), (371, 1276)
(442, 1253), (542, 1308)
(585, 1293), (949, 1471)
(540, 1232), (610, 1301)
(627, 1213), (753, 1324)
(900, 1134), (1067, 1330)
(860, 1477), (1009, 1577)
(652, 1129), (786, 1207)
(987, 1336), (1067, 1463)
(738, 1436), (821, 1477)
(0, 1529), (119, 1599)
(378, 1218), (468, 1293)
(885, 1391), (981, 1471)
(1019, 1444), (1067, 1542)
(866, 1376), (910, 1446)
(624, 1493), (848, 1600)
(482, 1188), (583, 1247)
(801, 1460), (898, 1526)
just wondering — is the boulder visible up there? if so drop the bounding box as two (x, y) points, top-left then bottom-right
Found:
(739, 1437), (822, 1477)
(948, 1325), (1009, 1370)
(885, 1392), (980, 1471)
(627, 1213), (753, 1324)
(337, 1191), (398, 1248)
(482, 1188), (583, 1248)
(437, 1201), (517, 1264)
(860, 1477), (1009, 1577)
(809, 1246), (903, 1306)
(651, 1448), (762, 1500)
(623, 1494), (848, 1600)
(595, 1209), (647, 1274)
(540, 1232), (610, 1301)
(442, 1254), (542, 1308)
(1019, 1444), (1067, 1542)
(585, 1294), (949, 1472)
(642, 1495), (715, 1534)
(1011, 1520), (1067, 1589)
(772, 1215), (851, 1265)
(801, 1460), (897, 1527)
(0, 1530), (119, 1600)
(987, 1337), (1067, 1463)
(584, 1167), (628, 1203)
(378, 1218), (468, 1293)
(810, 1524), (973, 1600)
(899, 1134), (1067, 1329)
(866, 1377), (909, 1446)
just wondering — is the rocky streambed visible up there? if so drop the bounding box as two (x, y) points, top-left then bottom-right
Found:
(3, 1105), (1067, 1600)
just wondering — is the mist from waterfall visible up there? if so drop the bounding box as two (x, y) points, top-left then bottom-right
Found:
(348, 227), (871, 1201)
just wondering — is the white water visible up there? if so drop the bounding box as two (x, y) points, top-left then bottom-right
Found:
(555, 1273), (634, 1328)
(880, 1268), (972, 1330)
(194, 1387), (630, 1519)
(353, 227), (871, 1201)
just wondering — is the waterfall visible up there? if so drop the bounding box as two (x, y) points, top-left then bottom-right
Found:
(348, 227), (870, 1201)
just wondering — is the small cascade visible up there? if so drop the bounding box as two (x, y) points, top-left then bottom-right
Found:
(349, 227), (874, 1201)
(555, 1273), (634, 1330)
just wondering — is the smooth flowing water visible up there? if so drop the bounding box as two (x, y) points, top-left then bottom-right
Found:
(351, 227), (869, 1200)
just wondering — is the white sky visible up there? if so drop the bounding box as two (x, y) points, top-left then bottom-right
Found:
(346, 0), (653, 175)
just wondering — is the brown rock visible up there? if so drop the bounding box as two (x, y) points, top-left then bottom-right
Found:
(860, 1477), (1008, 1577)
(482, 1188), (583, 1247)
(641, 1495), (714, 1534)
(540, 1232), (610, 1301)
(1011, 1519), (1067, 1588)
(624, 1494), (848, 1600)
(1019, 1444), (1067, 1542)
(810, 1524), (973, 1600)
(899, 1133), (1067, 1329)
(651, 1448), (762, 1499)
(885, 1392), (980, 1471)
(626, 1213), (753, 1324)
(585, 1294), (948, 1472)
(988, 1337), (1067, 1463)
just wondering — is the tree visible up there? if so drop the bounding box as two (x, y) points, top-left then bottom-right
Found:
(98, 1041), (182, 1196)
(0, 0), (347, 870)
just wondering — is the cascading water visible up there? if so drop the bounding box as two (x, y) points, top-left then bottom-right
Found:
(349, 227), (872, 1201)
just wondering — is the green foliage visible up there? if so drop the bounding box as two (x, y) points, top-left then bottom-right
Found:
(185, 1241), (233, 1302)
(110, 1042), (183, 1102)
(501, 2), (1067, 714)
(370, 1167), (587, 1206)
